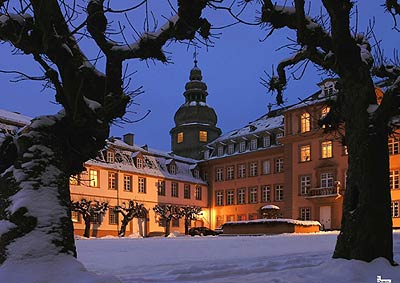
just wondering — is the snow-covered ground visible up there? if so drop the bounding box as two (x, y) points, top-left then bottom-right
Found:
(76, 231), (400, 283)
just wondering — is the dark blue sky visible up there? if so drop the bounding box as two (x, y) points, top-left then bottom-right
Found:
(0, 2), (397, 151)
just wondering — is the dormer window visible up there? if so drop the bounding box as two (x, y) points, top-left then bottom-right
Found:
(106, 151), (115, 163)
(136, 158), (143, 169)
(263, 136), (271, 147)
(228, 144), (235, 155)
(204, 150), (210, 159)
(193, 169), (200, 179)
(217, 146), (224, 157)
(250, 139), (257, 150)
(239, 141), (246, 153)
(324, 85), (335, 96)
(168, 163), (176, 175)
(177, 132), (184, 144)
(199, 131), (207, 142)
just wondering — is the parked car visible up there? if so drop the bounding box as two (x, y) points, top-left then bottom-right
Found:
(188, 227), (221, 236)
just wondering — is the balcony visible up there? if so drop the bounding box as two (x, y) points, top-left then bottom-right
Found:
(306, 186), (341, 198)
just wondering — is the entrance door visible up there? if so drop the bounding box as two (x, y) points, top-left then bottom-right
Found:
(319, 206), (331, 230)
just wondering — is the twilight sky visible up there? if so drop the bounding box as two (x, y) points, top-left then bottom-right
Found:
(0, 1), (397, 151)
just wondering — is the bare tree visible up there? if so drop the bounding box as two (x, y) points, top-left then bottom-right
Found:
(179, 205), (202, 235)
(153, 204), (181, 236)
(71, 199), (108, 238)
(0, 0), (213, 266)
(210, 0), (400, 264)
(114, 201), (147, 237)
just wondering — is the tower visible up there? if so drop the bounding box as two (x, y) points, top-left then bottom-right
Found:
(170, 59), (221, 159)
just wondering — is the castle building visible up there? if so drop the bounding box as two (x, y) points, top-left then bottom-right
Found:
(170, 60), (221, 160)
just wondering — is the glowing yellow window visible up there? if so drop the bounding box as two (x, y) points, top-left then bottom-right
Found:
(300, 112), (311, 133)
(199, 131), (207, 142)
(321, 106), (330, 117)
(177, 132), (184, 143)
(89, 169), (99, 187)
(321, 141), (333, 159)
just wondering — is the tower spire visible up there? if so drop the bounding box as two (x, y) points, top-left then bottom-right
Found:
(193, 47), (198, 67)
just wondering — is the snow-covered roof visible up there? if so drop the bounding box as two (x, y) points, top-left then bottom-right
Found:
(0, 109), (32, 126)
(223, 218), (321, 227)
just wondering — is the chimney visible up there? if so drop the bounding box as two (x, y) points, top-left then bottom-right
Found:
(123, 133), (134, 146)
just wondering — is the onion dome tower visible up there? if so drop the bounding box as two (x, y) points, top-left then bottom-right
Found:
(170, 58), (221, 159)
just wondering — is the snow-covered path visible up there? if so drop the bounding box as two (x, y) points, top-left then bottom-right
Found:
(77, 231), (400, 283)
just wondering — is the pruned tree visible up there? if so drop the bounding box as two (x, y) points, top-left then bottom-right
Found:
(210, 0), (400, 264)
(0, 0), (213, 270)
(179, 205), (202, 235)
(153, 204), (181, 236)
(114, 201), (147, 237)
(71, 199), (108, 238)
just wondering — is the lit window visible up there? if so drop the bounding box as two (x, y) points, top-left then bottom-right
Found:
(138, 177), (146, 193)
(106, 151), (115, 163)
(321, 141), (333, 158)
(239, 141), (246, 152)
(217, 146), (224, 157)
(263, 136), (271, 147)
(108, 172), (117, 190)
(390, 170), (400, 190)
(300, 207), (311, 220)
(320, 172), (334, 188)
(261, 185), (271, 202)
(226, 190), (235, 205)
(89, 170), (99, 187)
(199, 131), (207, 142)
(216, 168), (223, 181)
(177, 132), (184, 143)
(321, 106), (330, 117)
(392, 201), (400, 218)
(157, 180), (166, 196)
(109, 209), (119, 225)
(275, 185), (284, 201)
(238, 164), (246, 178)
(171, 182), (178, 197)
(275, 158), (284, 173)
(249, 187), (258, 204)
(300, 112), (311, 133)
(300, 145), (311, 162)
(250, 139), (257, 150)
(262, 160), (271, 175)
(71, 211), (80, 223)
(69, 175), (79, 185)
(216, 191), (224, 206)
(184, 184), (191, 199)
(124, 175), (132, 191)
(227, 166), (234, 180)
(300, 175), (311, 195)
(389, 138), (400, 155)
(228, 144), (235, 155)
(249, 161), (258, 177)
(195, 186), (202, 200)
(237, 188), (246, 204)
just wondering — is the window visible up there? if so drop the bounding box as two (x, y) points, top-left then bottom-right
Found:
(216, 168), (224, 181)
(171, 182), (179, 197)
(248, 214), (257, 220)
(238, 164), (246, 178)
(184, 184), (191, 199)
(250, 139), (257, 150)
(321, 106), (330, 117)
(195, 186), (202, 200)
(136, 158), (143, 169)
(177, 132), (184, 143)
(227, 166), (234, 180)
(217, 146), (224, 157)
(275, 158), (284, 173)
(300, 145), (311, 162)
(226, 190), (235, 205)
(239, 141), (246, 152)
(172, 218), (180, 227)
(343, 145), (348, 155)
(324, 85), (335, 96)
(320, 172), (334, 188)
(249, 187), (258, 203)
(237, 188), (246, 204)
(204, 150), (210, 159)
(275, 185), (283, 201)
(263, 136), (271, 148)
(71, 211), (81, 223)
(228, 144), (235, 155)
(321, 141), (333, 158)
(169, 164), (176, 175)
(108, 172), (117, 190)
(226, 215), (235, 222)
(300, 112), (311, 133)
(109, 209), (119, 225)
(299, 208), (311, 221)
(216, 216), (224, 227)
(389, 138), (400, 155)
(193, 169), (200, 179)
(216, 191), (224, 206)
(106, 151), (115, 163)
(390, 170), (400, 190)
(157, 180), (166, 196)
(90, 214), (101, 224)
(249, 161), (258, 177)
(69, 175), (80, 185)
(300, 175), (311, 195)
(138, 177), (146, 193)
(124, 175), (132, 191)
(237, 214), (247, 221)
(392, 201), (399, 217)
(89, 169), (99, 187)
(199, 131), (207, 142)
(261, 185), (271, 202)
(262, 160), (271, 175)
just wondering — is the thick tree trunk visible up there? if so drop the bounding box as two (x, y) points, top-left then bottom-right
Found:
(0, 115), (76, 264)
(165, 219), (171, 237)
(119, 218), (129, 237)
(185, 218), (190, 235)
(83, 219), (91, 238)
(333, 77), (394, 264)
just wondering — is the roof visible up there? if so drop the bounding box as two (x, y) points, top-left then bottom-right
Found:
(0, 109), (32, 126)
